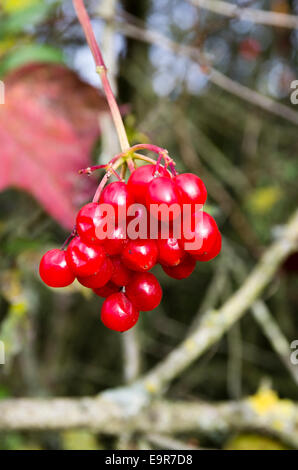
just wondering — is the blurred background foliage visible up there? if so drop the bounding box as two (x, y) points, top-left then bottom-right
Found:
(0, 0), (298, 450)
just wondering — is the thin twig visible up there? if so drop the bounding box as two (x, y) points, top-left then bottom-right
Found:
(122, 328), (142, 383)
(99, 13), (298, 126)
(146, 433), (201, 450)
(252, 301), (298, 385)
(226, 243), (298, 386)
(142, 209), (298, 393)
(174, 110), (261, 254)
(190, 0), (298, 29)
(2, 212), (298, 439)
(210, 69), (298, 126)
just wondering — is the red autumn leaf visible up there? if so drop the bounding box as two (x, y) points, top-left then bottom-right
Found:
(0, 62), (109, 229)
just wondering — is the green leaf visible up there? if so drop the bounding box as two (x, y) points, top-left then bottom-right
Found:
(0, 44), (64, 75)
(0, 2), (59, 36)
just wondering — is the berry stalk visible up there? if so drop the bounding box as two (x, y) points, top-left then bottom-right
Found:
(91, 157), (126, 202)
(73, 0), (134, 172)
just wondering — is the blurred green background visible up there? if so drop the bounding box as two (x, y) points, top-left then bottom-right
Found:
(0, 0), (298, 450)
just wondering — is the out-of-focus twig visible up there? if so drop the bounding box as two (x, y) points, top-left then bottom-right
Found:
(142, 209), (298, 393)
(174, 110), (261, 254)
(252, 301), (298, 385)
(190, 0), (298, 29)
(225, 243), (298, 386)
(122, 328), (142, 383)
(0, 395), (298, 447)
(95, 0), (142, 384)
(210, 69), (298, 126)
(227, 323), (242, 399)
(97, 0), (120, 163)
(146, 433), (201, 450)
(1, 213), (298, 439)
(189, 256), (228, 331)
(99, 12), (298, 126)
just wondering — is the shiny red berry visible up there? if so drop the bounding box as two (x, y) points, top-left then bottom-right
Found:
(146, 176), (181, 221)
(127, 203), (150, 239)
(93, 282), (121, 298)
(157, 237), (184, 267)
(174, 173), (207, 211)
(182, 211), (219, 257)
(77, 257), (113, 288)
(99, 181), (134, 221)
(76, 202), (106, 245)
(103, 224), (127, 255)
(66, 237), (106, 277)
(122, 239), (158, 272)
(39, 249), (75, 288)
(162, 253), (196, 280)
(127, 164), (170, 205)
(195, 230), (222, 262)
(126, 272), (162, 311)
(111, 256), (132, 286)
(101, 292), (139, 332)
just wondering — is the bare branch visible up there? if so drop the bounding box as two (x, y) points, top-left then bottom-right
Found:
(0, 395), (297, 446)
(190, 0), (298, 29)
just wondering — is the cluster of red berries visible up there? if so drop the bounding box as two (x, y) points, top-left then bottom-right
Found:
(39, 161), (221, 332)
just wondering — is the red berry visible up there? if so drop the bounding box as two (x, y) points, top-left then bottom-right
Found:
(182, 211), (219, 257)
(194, 231), (222, 262)
(101, 292), (139, 332)
(126, 272), (162, 311)
(39, 249), (75, 287)
(77, 257), (113, 288)
(111, 256), (132, 286)
(93, 282), (121, 298)
(127, 203), (150, 239)
(174, 173), (207, 211)
(162, 253), (196, 280)
(76, 202), (106, 245)
(99, 181), (134, 221)
(157, 237), (184, 267)
(103, 225), (127, 255)
(127, 164), (170, 205)
(66, 237), (106, 277)
(146, 176), (181, 221)
(122, 239), (158, 272)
